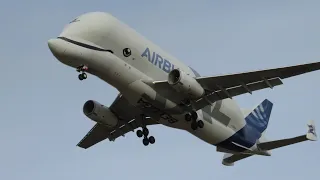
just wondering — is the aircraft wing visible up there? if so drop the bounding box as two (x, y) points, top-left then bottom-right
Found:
(154, 62), (320, 111)
(222, 153), (253, 166)
(77, 94), (159, 149)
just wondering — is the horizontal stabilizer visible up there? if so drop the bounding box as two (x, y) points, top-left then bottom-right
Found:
(222, 121), (317, 166)
(222, 153), (253, 166)
(257, 120), (317, 151)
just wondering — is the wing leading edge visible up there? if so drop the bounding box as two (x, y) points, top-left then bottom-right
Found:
(153, 61), (320, 111)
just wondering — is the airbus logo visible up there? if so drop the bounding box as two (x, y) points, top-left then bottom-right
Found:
(141, 47), (176, 73)
(308, 125), (316, 136)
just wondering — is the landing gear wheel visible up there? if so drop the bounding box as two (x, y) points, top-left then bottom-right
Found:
(191, 121), (198, 130)
(78, 73), (87, 80)
(136, 130), (143, 138)
(143, 128), (149, 136)
(185, 114), (192, 122)
(78, 74), (83, 80)
(77, 65), (88, 80)
(191, 111), (198, 120)
(139, 127), (155, 146)
(143, 138), (149, 146)
(197, 120), (204, 128)
(81, 72), (87, 79)
(185, 111), (198, 122)
(138, 115), (156, 146)
(149, 136), (155, 144)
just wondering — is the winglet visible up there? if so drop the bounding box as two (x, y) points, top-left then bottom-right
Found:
(222, 153), (235, 166)
(307, 120), (317, 141)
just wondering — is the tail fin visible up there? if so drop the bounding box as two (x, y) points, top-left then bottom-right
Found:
(218, 99), (273, 151)
(245, 99), (273, 135)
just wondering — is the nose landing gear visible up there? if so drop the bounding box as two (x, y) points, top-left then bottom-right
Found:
(77, 65), (88, 81)
(78, 73), (87, 80)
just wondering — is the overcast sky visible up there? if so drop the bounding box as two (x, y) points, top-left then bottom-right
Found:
(1, 0), (319, 179)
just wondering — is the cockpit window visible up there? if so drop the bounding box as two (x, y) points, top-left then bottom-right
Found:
(69, 18), (80, 24)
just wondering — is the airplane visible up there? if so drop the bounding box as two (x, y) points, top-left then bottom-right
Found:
(48, 12), (318, 166)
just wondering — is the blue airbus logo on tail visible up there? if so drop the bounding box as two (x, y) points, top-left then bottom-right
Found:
(308, 124), (316, 136)
(141, 47), (175, 73)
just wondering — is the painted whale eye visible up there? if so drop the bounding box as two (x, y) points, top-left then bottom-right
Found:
(123, 48), (131, 57)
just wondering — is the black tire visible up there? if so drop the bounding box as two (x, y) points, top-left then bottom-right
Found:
(185, 114), (192, 122)
(136, 130), (143, 138)
(191, 121), (198, 130)
(143, 128), (149, 136)
(82, 73), (87, 79)
(191, 111), (198, 121)
(197, 120), (204, 128)
(149, 136), (155, 144)
(78, 74), (83, 80)
(143, 138), (149, 146)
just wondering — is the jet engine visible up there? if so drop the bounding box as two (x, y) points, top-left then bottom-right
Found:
(83, 100), (118, 127)
(168, 69), (205, 99)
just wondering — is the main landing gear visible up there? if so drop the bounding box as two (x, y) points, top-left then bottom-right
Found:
(136, 127), (155, 146)
(185, 111), (204, 130)
(77, 65), (88, 81)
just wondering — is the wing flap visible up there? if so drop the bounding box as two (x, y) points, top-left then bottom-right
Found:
(108, 117), (157, 141)
(76, 94), (159, 149)
(77, 123), (111, 149)
(197, 62), (320, 91)
(193, 77), (282, 110)
(153, 62), (320, 111)
(77, 117), (158, 149)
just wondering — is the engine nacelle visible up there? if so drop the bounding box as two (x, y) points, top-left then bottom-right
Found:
(168, 69), (205, 99)
(83, 100), (118, 127)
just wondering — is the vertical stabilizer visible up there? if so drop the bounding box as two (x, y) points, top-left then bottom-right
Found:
(245, 99), (273, 135)
(217, 99), (273, 151)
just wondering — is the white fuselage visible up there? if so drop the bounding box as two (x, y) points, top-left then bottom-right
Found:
(48, 12), (249, 151)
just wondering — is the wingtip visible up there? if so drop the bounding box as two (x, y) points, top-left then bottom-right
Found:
(307, 120), (317, 141)
(222, 153), (235, 166)
(222, 161), (234, 166)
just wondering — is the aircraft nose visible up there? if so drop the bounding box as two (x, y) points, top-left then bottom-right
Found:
(48, 38), (65, 57)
